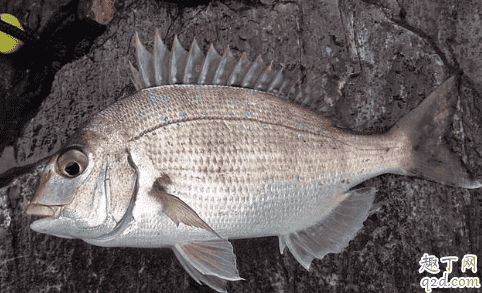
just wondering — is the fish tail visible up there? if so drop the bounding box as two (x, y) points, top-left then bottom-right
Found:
(390, 76), (481, 189)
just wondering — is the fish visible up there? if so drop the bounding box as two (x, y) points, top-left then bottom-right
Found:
(26, 29), (481, 292)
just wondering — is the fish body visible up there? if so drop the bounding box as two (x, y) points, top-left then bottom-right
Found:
(61, 85), (407, 246)
(27, 30), (481, 292)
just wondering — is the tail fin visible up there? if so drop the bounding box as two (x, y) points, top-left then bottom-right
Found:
(390, 76), (481, 189)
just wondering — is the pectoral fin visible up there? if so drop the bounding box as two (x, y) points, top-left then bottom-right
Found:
(279, 187), (377, 270)
(173, 239), (243, 292)
(150, 189), (221, 238)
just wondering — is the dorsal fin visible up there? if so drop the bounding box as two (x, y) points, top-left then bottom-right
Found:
(129, 29), (314, 101)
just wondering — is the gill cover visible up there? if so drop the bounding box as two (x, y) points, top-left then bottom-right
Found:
(27, 147), (137, 239)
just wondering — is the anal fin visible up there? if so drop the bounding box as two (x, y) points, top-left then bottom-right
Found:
(279, 187), (377, 270)
(173, 239), (243, 292)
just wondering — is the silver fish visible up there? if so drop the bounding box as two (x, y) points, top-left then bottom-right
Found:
(26, 29), (481, 292)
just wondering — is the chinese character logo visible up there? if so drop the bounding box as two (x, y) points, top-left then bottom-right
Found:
(419, 253), (440, 274)
(461, 254), (477, 274)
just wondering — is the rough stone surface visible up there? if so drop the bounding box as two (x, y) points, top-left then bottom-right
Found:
(1, 0), (482, 292)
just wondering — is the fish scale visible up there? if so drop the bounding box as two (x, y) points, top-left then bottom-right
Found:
(26, 28), (481, 293)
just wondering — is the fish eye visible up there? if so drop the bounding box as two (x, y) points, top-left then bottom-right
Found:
(57, 149), (88, 178)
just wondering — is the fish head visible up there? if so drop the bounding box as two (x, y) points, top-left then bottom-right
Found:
(26, 128), (137, 240)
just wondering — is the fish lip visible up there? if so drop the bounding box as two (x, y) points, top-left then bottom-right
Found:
(26, 204), (64, 219)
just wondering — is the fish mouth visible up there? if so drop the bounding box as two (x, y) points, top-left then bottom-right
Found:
(26, 204), (64, 219)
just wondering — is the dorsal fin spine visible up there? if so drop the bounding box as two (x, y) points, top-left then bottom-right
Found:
(128, 59), (144, 91)
(153, 29), (170, 86)
(183, 39), (204, 84)
(198, 44), (221, 85)
(134, 33), (153, 88)
(279, 77), (294, 97)
(213, 46), (237, 85)
(267, 66), (285, 93)
(227, 52), (251, 87)
(170, 35), (188, 84)
(255, 60), (276, 91)
(241, 55), (265, 88)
